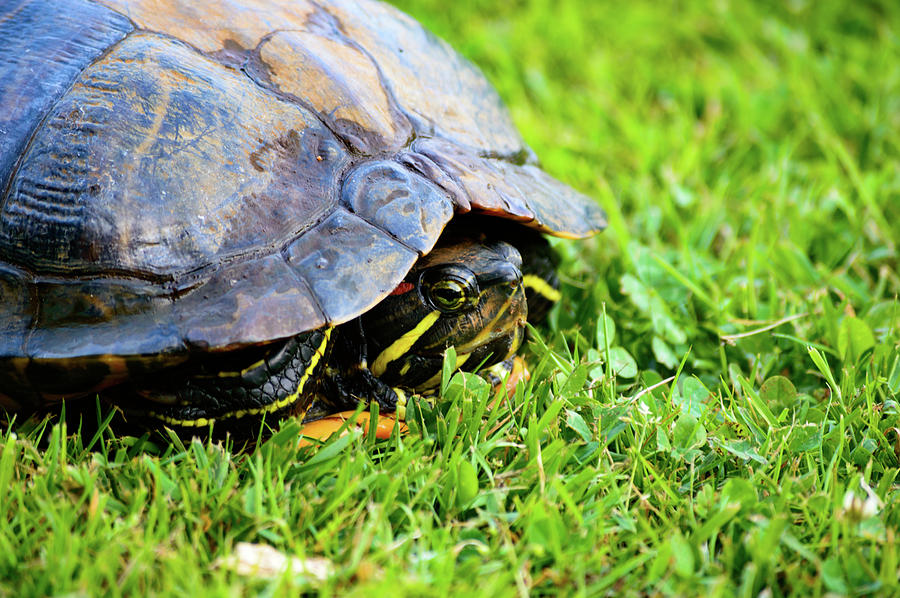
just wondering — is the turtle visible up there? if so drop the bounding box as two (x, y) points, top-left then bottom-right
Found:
(0, 0), (606, 438)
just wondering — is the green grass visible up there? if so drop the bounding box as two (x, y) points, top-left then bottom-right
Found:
(4, 0), (900, 595)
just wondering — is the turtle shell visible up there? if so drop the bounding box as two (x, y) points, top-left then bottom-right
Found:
(0, 0), (606, 397)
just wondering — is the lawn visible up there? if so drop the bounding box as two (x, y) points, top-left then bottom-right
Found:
(3, 0), (900, 595)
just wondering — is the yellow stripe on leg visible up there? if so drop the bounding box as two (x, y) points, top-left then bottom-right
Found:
(215, 358), (267, 379)
(149, 327), (333, 427)
(393, 387), (407, 421)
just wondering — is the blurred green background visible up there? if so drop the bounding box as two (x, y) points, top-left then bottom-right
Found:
(384, 1), (900, 594)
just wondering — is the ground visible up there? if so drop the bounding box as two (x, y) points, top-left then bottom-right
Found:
(3, 0), (900, 595)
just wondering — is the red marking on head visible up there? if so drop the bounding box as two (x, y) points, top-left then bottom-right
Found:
(390, 281), (415, 296)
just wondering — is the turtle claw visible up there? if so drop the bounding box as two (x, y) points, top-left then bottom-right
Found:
(483, 356), (530, 397)
(298, 357), (528, 446)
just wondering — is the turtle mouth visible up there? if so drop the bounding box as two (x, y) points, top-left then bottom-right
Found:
(455, 318), (526, 370)
(409, 315), (526, 392)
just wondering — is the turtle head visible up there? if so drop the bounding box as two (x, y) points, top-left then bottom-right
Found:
(361, 223), (557, 392)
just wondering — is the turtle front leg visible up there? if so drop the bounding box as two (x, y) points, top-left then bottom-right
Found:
(299, 370), (411, 443)
(110, 328), (333, 436)
(299, 318), (411, 442)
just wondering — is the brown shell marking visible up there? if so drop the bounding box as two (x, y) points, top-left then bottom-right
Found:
(259, 31), (413, 155)
(325, 0), (527, 156)
(2, 32), (348, 277)
(95, 0), (526, 158)
(94, 0), (318, 53)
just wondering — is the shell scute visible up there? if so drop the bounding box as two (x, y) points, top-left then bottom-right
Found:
(1, 33), (347, 277)
(325, 0), (526, 156)
(26, 279), (180, 360)
(0, 0), (132, 192)
(283, 209), (418, 325)
(258, 30), (413, 155)
(176, 253), (325, 351)
(341, 162), (454, 255)
(413, 139), (608, 238)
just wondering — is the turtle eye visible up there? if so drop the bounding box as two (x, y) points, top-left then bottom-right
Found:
(429, 280), (468, 311)
(421, 267), (479, 313)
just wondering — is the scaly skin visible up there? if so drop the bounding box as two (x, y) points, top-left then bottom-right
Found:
(102, 229), (554, 438)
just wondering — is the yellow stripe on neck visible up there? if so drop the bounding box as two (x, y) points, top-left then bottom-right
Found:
(522, 274), (561, 303)
(371, 310), (441, 377)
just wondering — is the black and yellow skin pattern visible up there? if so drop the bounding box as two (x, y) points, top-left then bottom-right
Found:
(362, 224), (532, 392)
(110, 329), (334, 434)
(102, 225), (559, 436)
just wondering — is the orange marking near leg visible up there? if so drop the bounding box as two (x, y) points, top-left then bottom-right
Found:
(298, 410), (408, 445)
(503, 357), (530, 396)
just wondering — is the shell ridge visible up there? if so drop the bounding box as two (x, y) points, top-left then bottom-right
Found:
(396, 150), (472, 212)
(277, 206), (339, 326)
(308, 4), (417, 151)
(340, 159), (455, 255)
(241, 31), (362, 154)
(347, 209), (426, 256)
(250, 23), (413, 155)
(277, 254), (330, 327)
